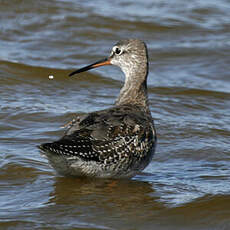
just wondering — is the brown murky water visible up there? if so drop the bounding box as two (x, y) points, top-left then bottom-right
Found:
(1, 0), (230, 229)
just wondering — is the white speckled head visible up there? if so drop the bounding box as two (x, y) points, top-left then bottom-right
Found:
(110, 39), (149, 82)
(69, 39), (148, 82)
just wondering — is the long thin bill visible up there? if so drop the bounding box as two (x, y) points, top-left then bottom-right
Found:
(69, 58), (111, 77)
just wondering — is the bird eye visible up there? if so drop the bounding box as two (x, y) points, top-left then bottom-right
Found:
(115, 47), (121, 54)
(113, 46), (122, 55)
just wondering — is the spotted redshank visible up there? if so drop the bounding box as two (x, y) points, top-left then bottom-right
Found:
(39, 39), (157, 178)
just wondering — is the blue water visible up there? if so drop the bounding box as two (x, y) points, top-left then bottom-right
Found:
(0, 0), (230, 229)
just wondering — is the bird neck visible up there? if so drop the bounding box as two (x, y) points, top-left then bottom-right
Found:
(115, 71), (150, 113)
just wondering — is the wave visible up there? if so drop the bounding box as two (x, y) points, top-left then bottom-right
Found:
(0, 59), (119, 86)
(150, 86), (230, 98)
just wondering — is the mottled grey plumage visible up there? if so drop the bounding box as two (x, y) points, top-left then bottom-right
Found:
(39, 39), (157, 178)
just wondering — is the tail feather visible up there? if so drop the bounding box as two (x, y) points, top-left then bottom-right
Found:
(38, 143), (53, 152)
(38, 141), (76, 157)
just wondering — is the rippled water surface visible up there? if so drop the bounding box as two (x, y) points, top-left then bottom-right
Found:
(1, 0), (230, 229)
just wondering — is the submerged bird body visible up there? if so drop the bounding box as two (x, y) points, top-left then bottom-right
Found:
(39, 39), (157, 178)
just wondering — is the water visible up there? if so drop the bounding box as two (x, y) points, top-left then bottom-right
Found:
(0, 0), (230, 229)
